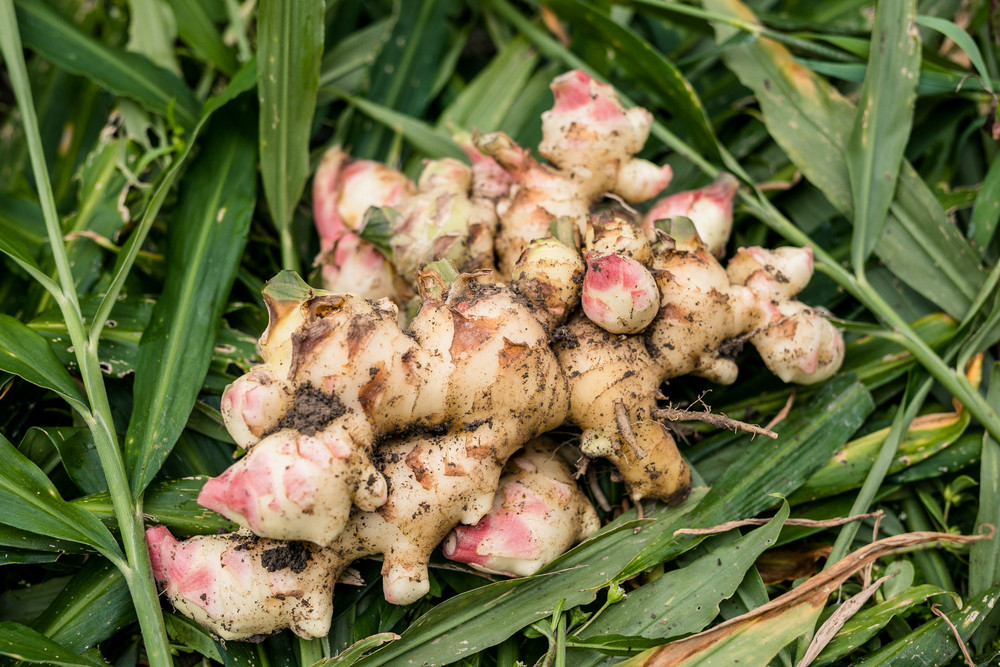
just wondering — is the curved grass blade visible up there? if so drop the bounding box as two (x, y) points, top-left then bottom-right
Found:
(330, 88), (466, 160)
(0, 433), (122, 562)
(0, 314), (88, 413)
(13, 0), (198, 129)
(848, 0), (919, 266)
(0, 622), (105, 667)
(257, 0), (323, 272)
(969, 145), (1000, 256)
(543, 0), (718, 157)
(916, 15), (994, 93)
(123, 106), (257, 493)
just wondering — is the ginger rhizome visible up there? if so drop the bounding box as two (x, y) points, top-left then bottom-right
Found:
(149, 69), (846, 642)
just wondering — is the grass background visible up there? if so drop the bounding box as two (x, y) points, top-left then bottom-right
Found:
(0, 0), (999, 665)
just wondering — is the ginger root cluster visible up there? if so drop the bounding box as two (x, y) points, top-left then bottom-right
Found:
(147, 70), (845, 640)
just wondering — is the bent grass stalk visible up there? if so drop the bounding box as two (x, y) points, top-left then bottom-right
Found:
(0, 3), (171, 665)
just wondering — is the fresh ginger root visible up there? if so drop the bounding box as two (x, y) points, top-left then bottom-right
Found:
(442, 438), (600, 576)
(150, 70), (848, 642)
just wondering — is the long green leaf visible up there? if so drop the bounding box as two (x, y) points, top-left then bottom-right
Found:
(0, 622), (105, 667)
(969, 142), (1000, 256)
(704, 0), (985, 317)
(915, 15), (994, 94)
(124, 106), (257, 493)
(0, 314), (88, 413)
(165, 0), (237, 75)
(847, 0), (919, 265)
(970, 364), (1000, 651)
(257, 0), (323, 271)
(0, 433), (122, 562)
(13, 0), (199, 129)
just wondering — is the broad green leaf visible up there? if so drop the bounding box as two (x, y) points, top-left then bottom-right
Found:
(351, 0), (457, 159)
(0, 314), (88, 413)
(970, 365), (1000, 651)
(543, 0), (718, 157)
(75, 477), (237, 536)
(570, 503), (789, 664)
(20, 425), (106, 494)
(847, 0), (919, 265)
(0, 433), (122, 560)
(704, 0), (985, 317)
(618, 375), (873, 580)
(353, 493), (707, 667)
(0, 523), (90, 556)
(0, 549), (61, 566)
(165, 0), (237, 75)
(853, 583), (1000, 666)
(791, 404), (970, 503)
(30, 558), (134, 653)
(124, 107), (257, 493)
(257, 0), (323, 271)
(812, 585), (946, 666)
(13, 0), (199, 129)
(0, 622), (105, 666)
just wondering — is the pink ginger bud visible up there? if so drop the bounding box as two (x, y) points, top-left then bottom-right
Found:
(146, 527), (335, 640)
(312, 147), (414, 249)
(643, 173), (740, 256)
(751, 301), (845, 384)
(727, 246), (814, 299)
(456, 131), (515, 200)
(581, 253), (660, 334)
(220, 371), (293, 449)
(442, 442), (599, 577)
(198, 427), (386, 546)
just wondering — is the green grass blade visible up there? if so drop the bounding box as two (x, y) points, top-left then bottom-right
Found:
(618, 375), (873, 581)
(0, 236), (61, 298)
(575, 503), (789, 646)
(969, 143), (1000, 256)
(350, 0), (458, 159)
(0, 621), (106, 667)
(29, 558), (135, 654)
(0, 433), (123, 562)
(438, 36), (539, 133)
(916, 15), (994, 93)
(124, 106), (257, 493)
(331, 88), (466, 160)
(853, 583), (1000, 666)
(969, 364), (1000, 650)
(165, 0), (237, 75)
(257, 0), (323, 272)
(89, 59), (258, 347)
(847, 0), (919, 267)
(543, 0), (719, 157)
(13, 0), (199, 129)
(0, 314), (89, 413)
(704, 0), (985, 318)
(125, 0), (181, 75)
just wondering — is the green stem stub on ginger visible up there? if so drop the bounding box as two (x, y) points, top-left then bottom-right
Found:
(357, 206), (398, 260)
(263, 271), (317, 309)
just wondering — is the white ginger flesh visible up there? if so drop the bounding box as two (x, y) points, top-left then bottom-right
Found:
(313, 147), (415, 303)
(442, 438), (600, 576)
(204, 267), (570, 547)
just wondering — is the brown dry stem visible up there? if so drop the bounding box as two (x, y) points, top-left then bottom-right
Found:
(673, 511), (883, 537)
